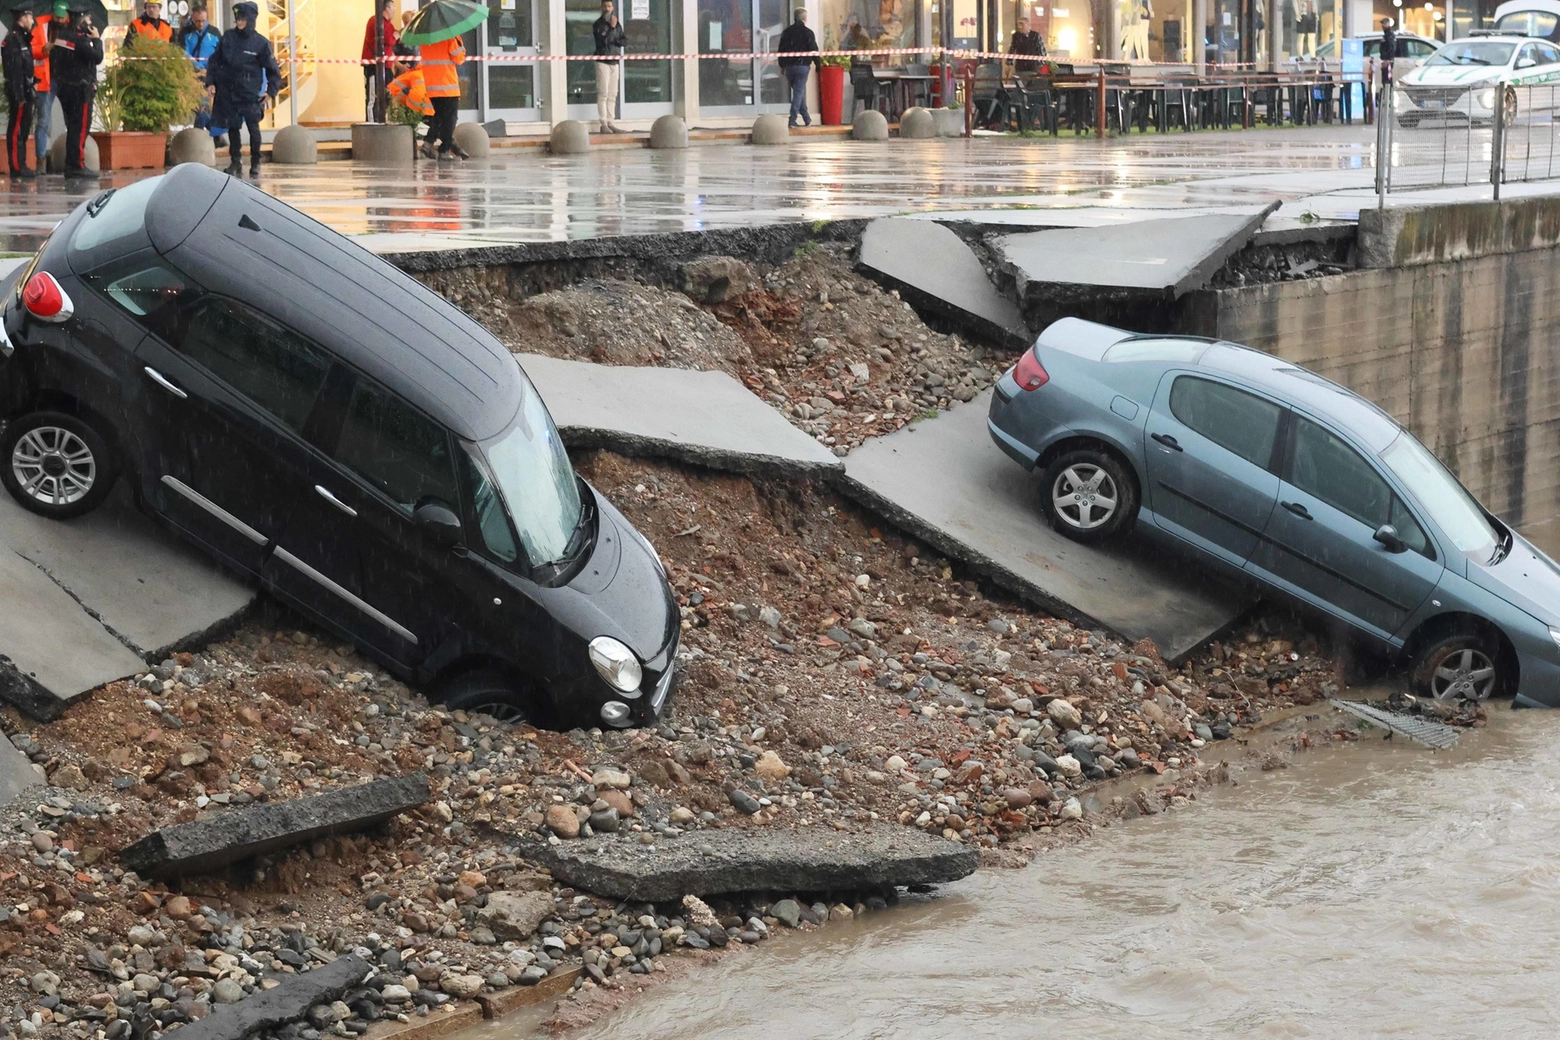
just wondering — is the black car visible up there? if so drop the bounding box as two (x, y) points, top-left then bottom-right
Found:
(0, 164), (678, 730)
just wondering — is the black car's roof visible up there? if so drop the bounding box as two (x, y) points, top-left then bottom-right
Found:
(142, 164), (522, 442)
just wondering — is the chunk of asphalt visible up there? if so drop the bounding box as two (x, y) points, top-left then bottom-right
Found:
(119, 774), (430, 878)
(153, 954), (371, 1040)
(857, 216), (1028, 346)
(518, 825), (978, 902)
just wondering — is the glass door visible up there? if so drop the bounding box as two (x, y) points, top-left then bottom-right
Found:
(567, 0), (676, 119)
(697, 0), (757, 112)
(755, 0), (790, 108)
(483, 0), (542, 120)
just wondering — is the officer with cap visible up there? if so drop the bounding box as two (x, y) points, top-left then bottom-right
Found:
(2, 6), (39, 179)
(207, 1), (279, 176)
(49, 3), (101, 179)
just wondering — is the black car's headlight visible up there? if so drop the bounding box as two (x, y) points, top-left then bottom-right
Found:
(589, 636), (643, 697)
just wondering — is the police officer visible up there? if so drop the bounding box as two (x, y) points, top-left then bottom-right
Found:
(49, 4), (101, 180)
(207, 1), (279, 177)
(2, 7), (39, 180)
(1380, 17), (1397, 86)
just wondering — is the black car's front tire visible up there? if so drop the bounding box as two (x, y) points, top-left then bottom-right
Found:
(0, 410), (118, 520)
(1409, 629), (1500, 702)
(1038, 448), (1139, 543)
(438, 668), (547, 726)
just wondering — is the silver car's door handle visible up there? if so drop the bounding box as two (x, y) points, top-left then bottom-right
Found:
(1151, 432), (1182, 452)
(143, 366), (188, 399)
(314, 485), (358, 517)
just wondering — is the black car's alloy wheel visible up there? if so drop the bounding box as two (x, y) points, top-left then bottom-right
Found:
(439, 669), (544, 726)
(1039, 448), (1139, 543)
(1411, 632), (1499, 702)
(0, 411), (117, 520)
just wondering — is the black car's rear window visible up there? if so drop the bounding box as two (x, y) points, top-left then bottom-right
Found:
(69, 178), (158, 261)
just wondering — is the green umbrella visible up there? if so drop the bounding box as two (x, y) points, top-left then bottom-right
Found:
(0, 0), (108, 26)
(399, 0), (488, 47)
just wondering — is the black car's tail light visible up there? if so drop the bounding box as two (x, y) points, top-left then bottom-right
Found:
(22, 272), (72, 324)
(1014, 349), (1049, 391)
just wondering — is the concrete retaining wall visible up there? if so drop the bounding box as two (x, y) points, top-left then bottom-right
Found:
(1206, 244), (1560, 555)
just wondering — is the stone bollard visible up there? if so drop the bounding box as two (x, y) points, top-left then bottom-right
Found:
(852, 109), (889, 141)
(167, 127), (216, 166)
(751, 113), (789, 145)
(453, 121), (491, 158)
(47, 132), (99, 173)
(351, 122), (413, 163)
(649, 114), (688, 149)
(550, 119), (590, 155)
(899, 106), (936, 139)
(271, 124), (318, 164)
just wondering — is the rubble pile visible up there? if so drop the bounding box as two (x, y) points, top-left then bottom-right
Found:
(0, 454), (1343, 1037)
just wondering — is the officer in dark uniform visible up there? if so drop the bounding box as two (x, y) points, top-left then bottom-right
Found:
(49, 4), (101, 180)
(207, 1), (279, 176)
(2, 7), (39, 179)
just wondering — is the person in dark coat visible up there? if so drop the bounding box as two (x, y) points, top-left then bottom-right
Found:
(3, 8), (39, 179)
(207, 1), (280, 177)
(777, 7), (820, 128)
(48, 4), (100, 179)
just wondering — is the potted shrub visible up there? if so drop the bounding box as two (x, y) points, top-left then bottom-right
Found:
(94, 35), (203, 169)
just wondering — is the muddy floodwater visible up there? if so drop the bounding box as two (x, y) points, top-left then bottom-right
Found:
(558, 708), (1560, 1039)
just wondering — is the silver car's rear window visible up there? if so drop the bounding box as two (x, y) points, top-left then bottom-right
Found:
(1103, 339), (1209, 364)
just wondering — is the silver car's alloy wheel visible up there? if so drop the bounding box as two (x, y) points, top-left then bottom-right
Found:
(1052, 464), (1118, 530)
(11, 426), (96, 508)
(1430, 648), (1496, 701)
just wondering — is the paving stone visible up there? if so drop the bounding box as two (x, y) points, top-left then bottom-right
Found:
(0, 733), (42, 806)
(858, 216), (1026, 345)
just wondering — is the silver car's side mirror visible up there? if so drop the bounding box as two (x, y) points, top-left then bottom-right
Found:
(1373, 524), (1406, 553)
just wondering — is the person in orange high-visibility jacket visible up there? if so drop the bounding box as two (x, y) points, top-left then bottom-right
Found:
(30, 8), (56, 168)
(418, 35), (466, 160)
(387, 65), (433, 121)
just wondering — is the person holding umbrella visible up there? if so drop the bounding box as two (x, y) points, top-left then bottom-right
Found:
(207, 1), (279, 176)
(400, 0), (487, 160)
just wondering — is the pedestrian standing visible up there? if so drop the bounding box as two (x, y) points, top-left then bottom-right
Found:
(3, 8), (38, 180)
(129, 0), (173, 43)
(592, 0), (625, 134)
(207, 1), (279, 177)
(361, 0), (398, 122)
(777, 7), (819, 128)
(179, 4), (225, 147)
(31, 2), (63, 172)
(419, 31), (467, 159)
(49, 4), (100, 180)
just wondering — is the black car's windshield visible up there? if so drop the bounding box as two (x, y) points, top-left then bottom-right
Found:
(1427, 41), (1515, 66)
(480, 375), (583, 567)
(1380, 431), (1500, 559)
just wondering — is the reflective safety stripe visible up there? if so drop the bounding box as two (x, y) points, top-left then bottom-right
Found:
(422, 59), (455, 65)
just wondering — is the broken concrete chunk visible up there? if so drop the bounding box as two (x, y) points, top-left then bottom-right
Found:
(151, 954), (370, 1040)
(119, 774), (430, 878)
(0, 733), (42, 808)
(519, 824), (979, 902)
(857, 217), (1027, 345)
(477, 890), (555, 940)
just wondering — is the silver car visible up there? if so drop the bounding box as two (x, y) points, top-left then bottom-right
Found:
(987, 318), (1560, 707)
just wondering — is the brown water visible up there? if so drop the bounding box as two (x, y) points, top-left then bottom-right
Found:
(563, 708), (1560, 1039)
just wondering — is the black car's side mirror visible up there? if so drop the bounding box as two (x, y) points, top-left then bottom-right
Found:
(1373, 524), (1406, 553)
(414, 500), (464, 549)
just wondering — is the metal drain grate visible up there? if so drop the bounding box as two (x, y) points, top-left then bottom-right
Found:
(1330, 699), (1463, 749)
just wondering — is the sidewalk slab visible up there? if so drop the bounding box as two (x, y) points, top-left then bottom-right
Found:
(0, 485), (256, 659)
(0, 734), (41, 805)
(516, 353), (842, 478)
(857, 217), (1027, 345)
(840, 389), (1248, 660)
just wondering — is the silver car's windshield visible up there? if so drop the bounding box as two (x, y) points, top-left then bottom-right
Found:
(1426, 41), (1515, 66)
(481, 376), (582, 567)
(1380, 432), (1499, 558)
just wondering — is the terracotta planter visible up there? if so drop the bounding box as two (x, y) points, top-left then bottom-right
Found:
(91, 131), (168, 170)
(819, 64), (845, 126)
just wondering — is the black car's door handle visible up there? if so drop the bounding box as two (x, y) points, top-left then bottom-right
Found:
(1151, 433), (1182, 451)
(1282, 501), (1313, 520)
(143, 366), (188, 400)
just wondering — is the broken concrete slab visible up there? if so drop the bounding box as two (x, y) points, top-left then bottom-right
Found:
(991, 205), (1278, 300)
(475, 967), (582, 1019)
(120, 773), (430, 878)
(857, 217), (1027, 345)
(840, 389), (1248, 660)
(0, 733), (42, 806)
(154, 955), (371, 1040)
(516, 353), (842, 479)
(477, 890), (554, 940)
(520, 824), (977, 902)
(0, 545), (148, 720)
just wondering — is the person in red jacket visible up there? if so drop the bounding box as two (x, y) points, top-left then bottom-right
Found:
(128, 0), (173, 42)
(361, 0), (398, 121)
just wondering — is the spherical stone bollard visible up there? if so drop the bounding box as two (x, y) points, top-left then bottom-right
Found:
(899, 106), (936, 139)
(649, 114), (688, 149)
(852, 109), (889, 141)
(167, 127), (216, 166)
(751, 113), (790, 145)
(550, 119), (591, 155)
(47, 132), (99, 173)
(271, 124), (318, 164)
(453, 121), (491, 159)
